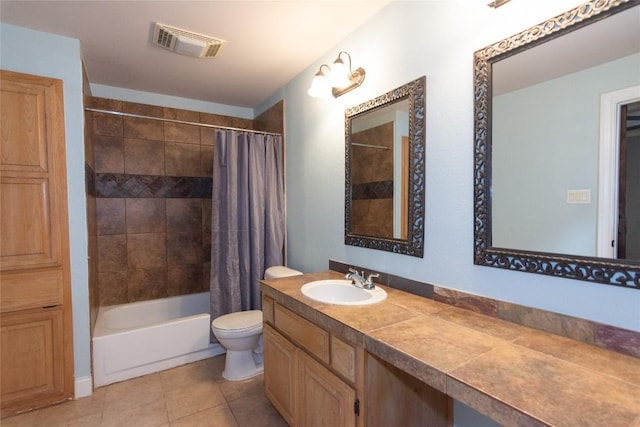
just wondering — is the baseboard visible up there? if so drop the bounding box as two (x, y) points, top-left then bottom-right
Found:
(75, 375), (93, 399)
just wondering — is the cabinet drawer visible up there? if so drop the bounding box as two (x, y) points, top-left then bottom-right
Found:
(262, 295), (275, 325)
(274, 304), (329, 364)
(0, 268), (63, 313)
(331, 335), (356, 383)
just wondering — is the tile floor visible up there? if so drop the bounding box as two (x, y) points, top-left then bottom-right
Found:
(2, 356), (287, 427)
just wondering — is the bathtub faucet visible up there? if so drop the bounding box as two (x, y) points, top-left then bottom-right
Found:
(345, 268), (379, 290)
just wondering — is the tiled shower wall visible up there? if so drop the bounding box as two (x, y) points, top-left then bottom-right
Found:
(86, 97), (283, 307)
(351, 122), (394, 238)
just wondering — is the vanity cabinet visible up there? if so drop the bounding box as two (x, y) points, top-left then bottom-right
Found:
(262, 296), (360, 426)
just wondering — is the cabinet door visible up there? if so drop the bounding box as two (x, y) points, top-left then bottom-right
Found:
(1, 309), (65, 409)
(263, 324), (297, 425)
(297, 349), (356, 427)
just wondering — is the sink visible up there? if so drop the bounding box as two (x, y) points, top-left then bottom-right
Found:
(300, 279), (387, 306)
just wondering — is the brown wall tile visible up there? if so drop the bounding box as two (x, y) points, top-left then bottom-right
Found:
(200, 127), (215, 146)
(199, 112), (235, 127)
(98, 271), (128, 306)
(123, 102), (164, 118)
(202, 263), (211, 292)
(127, 233), (167, 269)
(94, 135), (124, 173)
(93, 112), (123, 137)
(168, 264), (202, 296)
(165, 122), (201, 144)
(233, 117), (254, 129)
(96, 198), (126, 235)
(164, 107), (199, 122)
(124, 117), (164, 140)
(126, 199), (166, 233)
(128, 268), (168, 302)
(202, 231), (211, 264)
(201, 145), (214, 177)
(202, 200), (212, 235)
(433, 287), (499, 317)
(97, 234), (127, 272)
(92, 97), (123, 112)
(499, 302), (570, 337)
(254, 100), (284, 134)
(167, 231), (202, 265)
(595, 324), (640, 358)
(124, 138), (165, 175)
(165, 142), (201, 176)
(167, 199), (202, 233)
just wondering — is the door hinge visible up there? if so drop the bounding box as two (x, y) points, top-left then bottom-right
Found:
(354, 398), (360, 416)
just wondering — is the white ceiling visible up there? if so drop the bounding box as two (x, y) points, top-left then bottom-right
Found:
(0, 1), (393, 108)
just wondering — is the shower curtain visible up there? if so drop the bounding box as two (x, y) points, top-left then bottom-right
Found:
(209, 130), (285, 338)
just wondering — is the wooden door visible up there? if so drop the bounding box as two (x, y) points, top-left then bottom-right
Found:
(0, 70), (74, 417)
(297, 349), (356, 427)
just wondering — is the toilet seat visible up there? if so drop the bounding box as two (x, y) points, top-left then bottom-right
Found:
(211, 310), (262, 335)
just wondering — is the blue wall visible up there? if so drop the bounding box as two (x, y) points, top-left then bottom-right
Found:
(259, 0), (640, 333)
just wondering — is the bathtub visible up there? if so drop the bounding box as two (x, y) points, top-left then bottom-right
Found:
(92, 292), (224, 387)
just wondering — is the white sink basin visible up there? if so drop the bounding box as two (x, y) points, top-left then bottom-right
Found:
(300, 279), (387, 306)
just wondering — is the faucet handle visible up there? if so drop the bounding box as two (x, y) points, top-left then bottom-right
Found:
(366, 272), (379, 281)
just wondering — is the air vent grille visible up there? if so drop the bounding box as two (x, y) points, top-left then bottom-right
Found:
(152, 23), (224, 58)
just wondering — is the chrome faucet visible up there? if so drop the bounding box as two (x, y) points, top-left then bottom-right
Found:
(345, 268), (379, 290)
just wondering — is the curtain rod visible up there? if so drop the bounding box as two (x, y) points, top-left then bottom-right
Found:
(85, 108), (282, 137)
(352, 142), (391, 150)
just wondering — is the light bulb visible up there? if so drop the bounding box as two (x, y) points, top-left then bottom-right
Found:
(307, 71), (331, 98)
(330, 57), (350, 88)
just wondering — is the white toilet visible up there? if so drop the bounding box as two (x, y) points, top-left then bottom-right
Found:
(211, 265), (302, 381)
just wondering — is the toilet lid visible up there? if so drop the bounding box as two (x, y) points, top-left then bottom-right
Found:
(212, 310), (262, 331)
(264, 265), (303, 279)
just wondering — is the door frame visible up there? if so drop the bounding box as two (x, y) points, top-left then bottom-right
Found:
(596, 85), (640, 257)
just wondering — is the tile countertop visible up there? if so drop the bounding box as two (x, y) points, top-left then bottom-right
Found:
(260, 271), (640, 427)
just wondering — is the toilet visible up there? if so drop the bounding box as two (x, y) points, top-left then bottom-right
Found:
(211, 265), (303, 381)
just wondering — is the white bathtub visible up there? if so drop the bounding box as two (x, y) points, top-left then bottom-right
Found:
(92, 292), (224, 387)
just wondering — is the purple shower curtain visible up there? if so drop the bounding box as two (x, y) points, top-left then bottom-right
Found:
(209, 130), (285, 339)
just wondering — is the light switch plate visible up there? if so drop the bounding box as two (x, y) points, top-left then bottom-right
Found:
(567, 189), (591, 204)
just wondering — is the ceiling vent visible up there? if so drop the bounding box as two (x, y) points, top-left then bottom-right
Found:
(152, 23), (224, 58)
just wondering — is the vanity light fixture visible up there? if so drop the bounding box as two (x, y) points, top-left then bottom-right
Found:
(487, 0), (511, 8)
(307, 51), (366, 98)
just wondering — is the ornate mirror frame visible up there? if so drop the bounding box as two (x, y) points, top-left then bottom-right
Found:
(345, 76), (426, 257)
(474, 0), (640, 289)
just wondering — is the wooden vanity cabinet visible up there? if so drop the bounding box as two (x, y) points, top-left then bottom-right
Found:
(262, 293), (452, 427)
(262, 296), (361, 426)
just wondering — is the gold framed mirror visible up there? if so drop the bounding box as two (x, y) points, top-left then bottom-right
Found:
(473, 0), (640, 288)
(345, 76), (426, 257)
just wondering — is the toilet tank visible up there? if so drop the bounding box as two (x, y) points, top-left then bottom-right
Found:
(264, 266), (303, 280)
